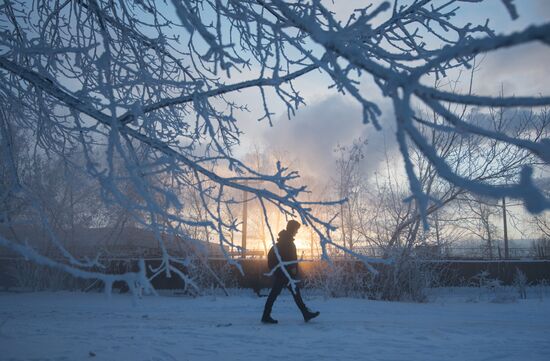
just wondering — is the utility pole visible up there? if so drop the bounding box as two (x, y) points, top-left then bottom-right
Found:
(434, 210), (441, 257)
(310, 227), (315, 260)
(502, 197), (509, 259)
(241, 182), (248, 258)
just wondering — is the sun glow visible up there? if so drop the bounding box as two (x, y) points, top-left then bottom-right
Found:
(293, 238), (308, 250)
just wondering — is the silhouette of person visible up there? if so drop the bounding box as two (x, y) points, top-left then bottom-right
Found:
(261, 220), (320, 324)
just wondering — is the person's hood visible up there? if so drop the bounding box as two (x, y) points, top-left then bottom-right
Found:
(277, 229), (293, 243)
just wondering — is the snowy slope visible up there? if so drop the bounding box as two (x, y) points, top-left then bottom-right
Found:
(0, 289), (549, 361)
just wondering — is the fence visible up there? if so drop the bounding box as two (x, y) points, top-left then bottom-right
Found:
(231, 245), (544, 261)
(2, 257), (549, 291)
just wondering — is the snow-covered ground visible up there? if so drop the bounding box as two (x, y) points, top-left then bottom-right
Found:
(1, 288), (549, 361)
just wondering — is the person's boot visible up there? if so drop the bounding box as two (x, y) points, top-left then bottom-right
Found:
(303, 309), (320, 322)
(261, 313), (278, 324)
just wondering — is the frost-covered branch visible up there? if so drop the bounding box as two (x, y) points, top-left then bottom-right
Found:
(1, 0), (548, 288)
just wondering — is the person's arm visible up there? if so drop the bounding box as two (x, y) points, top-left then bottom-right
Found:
(289, 242), (298, 276)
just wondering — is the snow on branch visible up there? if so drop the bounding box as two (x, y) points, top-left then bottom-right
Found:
(261, 0), (550, 220)
(0, 0), (548, 285)
(0, 235), (155, 298)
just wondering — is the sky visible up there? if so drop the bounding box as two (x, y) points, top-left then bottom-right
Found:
(10, 0), (547, 243)
(225, 0), (550, 241)
(116, 0), (550, 183)
(235, 0), (550, 172)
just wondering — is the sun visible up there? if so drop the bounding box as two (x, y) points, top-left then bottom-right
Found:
(293, 238), (306, 250)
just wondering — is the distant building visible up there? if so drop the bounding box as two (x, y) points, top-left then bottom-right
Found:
(0, 225), (227, 259)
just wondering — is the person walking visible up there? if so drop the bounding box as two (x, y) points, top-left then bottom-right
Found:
(261, 220), (320, 324)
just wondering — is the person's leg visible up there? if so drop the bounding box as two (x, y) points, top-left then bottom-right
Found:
(287, 283), (320, 322)
(262, 274), (286, 323)
(286, 283), (307, 312)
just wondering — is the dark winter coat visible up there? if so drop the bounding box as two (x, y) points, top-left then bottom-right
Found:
(267, 229), (298, 277)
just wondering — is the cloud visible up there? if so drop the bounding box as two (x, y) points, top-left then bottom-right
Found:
(535, 0), (550, 16)
(260, 94), (397, 179)
(473, 43), (550, 97)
